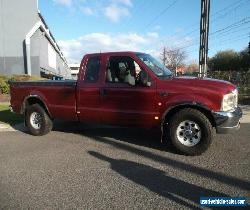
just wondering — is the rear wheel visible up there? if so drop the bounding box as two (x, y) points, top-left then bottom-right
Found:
(26, 104), (53, 136)
(166, 108), (213, 155)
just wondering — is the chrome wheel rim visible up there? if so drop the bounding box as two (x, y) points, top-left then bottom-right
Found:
(30, 112), (42, 130)
(176, 120), (201, 147)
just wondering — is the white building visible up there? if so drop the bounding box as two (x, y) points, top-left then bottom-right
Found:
(69, 64), (80, 80)
(0, 0), (71, 79)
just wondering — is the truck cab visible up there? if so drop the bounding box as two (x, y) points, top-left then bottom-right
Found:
(77, 52), (161, 128)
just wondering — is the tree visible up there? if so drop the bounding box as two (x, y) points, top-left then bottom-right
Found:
(185, 63), (199, 74)
(160, 47), (186, 73)
(207, 48), (250, 83)
(208, 50), (240, 71)
(239, 48), (250, 72)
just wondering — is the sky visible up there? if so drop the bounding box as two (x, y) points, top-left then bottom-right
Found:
(39, 0), (250, 64)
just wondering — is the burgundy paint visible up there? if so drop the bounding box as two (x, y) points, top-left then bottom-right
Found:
(10, 52), (236, 128)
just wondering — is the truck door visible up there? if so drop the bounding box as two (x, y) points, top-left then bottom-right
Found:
(99, 55), (159, 128)
(77, 55), (102, 123)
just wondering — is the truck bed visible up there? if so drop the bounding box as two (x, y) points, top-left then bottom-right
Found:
(10, 80), (78, 121)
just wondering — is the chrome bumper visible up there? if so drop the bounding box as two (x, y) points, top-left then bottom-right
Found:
(212, 107), (242, 134)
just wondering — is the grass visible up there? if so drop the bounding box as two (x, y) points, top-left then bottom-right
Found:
(0, 104), (23, 125)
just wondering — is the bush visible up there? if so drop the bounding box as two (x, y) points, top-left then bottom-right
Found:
(0, 74), (46, 94)
(238, 86), (250, 95)
(208, 70), (250, 86)
(0, 75), (9, 81)
(0, 76), (10, 94)
(9, 74), (44, 82)
(0, 80), (10, 94)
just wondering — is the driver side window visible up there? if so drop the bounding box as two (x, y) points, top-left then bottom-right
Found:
(106, 56), (151, 86)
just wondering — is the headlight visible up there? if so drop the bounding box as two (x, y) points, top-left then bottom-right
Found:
(221, 89), (238, 112)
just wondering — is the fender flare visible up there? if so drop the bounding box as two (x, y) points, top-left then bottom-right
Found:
(161, 101), (215, 126)
(22, 94), (52, 118)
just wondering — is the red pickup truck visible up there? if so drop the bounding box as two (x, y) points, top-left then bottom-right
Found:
(10, 52), (242, 155)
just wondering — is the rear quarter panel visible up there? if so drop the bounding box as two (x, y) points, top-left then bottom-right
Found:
(10, 81), (77, 121)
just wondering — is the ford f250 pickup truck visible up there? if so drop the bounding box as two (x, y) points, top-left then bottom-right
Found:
(10, 52), (242, 155)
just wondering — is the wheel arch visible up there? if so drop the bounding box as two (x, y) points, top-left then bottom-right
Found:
(162, 103), (216, 128)
(22, 95), (52, 119)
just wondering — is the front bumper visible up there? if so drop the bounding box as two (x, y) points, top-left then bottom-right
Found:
(212, 107), (242, 134)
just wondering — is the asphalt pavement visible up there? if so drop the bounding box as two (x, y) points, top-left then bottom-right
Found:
(0, 116), (249, 209)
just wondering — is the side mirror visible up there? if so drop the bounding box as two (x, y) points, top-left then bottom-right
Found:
(140, 71), (151, 87)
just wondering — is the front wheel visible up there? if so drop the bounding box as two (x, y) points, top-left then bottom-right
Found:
(25, 104), (53, 136)
(166, 108), (213, 155)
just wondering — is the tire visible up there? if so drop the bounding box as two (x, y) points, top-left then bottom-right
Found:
(25, 104), (53, 136)
(166, 108), (213, 156)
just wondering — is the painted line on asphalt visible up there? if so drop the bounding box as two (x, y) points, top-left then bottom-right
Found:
(0, 123), (25, 132)
(0, 123), (17, 132)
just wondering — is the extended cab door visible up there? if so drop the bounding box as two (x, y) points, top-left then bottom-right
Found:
(76, 55), (102, 123)
(99, 55), (159, 128)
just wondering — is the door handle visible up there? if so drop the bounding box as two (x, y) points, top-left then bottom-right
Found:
(100, 89), (108, 97)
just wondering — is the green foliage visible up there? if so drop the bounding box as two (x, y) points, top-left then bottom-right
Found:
(208, 70), (250, 86)
(0, 74), (46, 94)
(0, 80), (10, 94)
(208, 50), (240, 71)
(239, 49), (250, 71)
(208, 49), (250, 72)
(207, 48), (250, 102)
(0, 75), (9, 80)
(0, 75), (10, 94)
(9, 74), (44, 82)
(238, 86), (250, 95)
(0, 75), (44, 94)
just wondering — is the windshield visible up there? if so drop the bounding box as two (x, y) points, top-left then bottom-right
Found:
(136, 53), (173, 78)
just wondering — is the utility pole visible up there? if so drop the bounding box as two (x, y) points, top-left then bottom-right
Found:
(199, 0), (210, 77)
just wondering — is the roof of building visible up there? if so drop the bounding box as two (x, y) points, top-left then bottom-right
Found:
(37, 11), (67, 65)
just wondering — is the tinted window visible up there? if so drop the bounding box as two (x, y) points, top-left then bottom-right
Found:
(84, 57), (100, 82)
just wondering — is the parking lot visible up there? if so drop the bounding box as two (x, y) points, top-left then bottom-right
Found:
(0, 112), (249, 209)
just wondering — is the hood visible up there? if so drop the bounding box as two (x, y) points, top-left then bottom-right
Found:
(158, 76), (236, 95)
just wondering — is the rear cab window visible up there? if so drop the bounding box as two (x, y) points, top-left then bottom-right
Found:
(84, 56), (101, 82)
